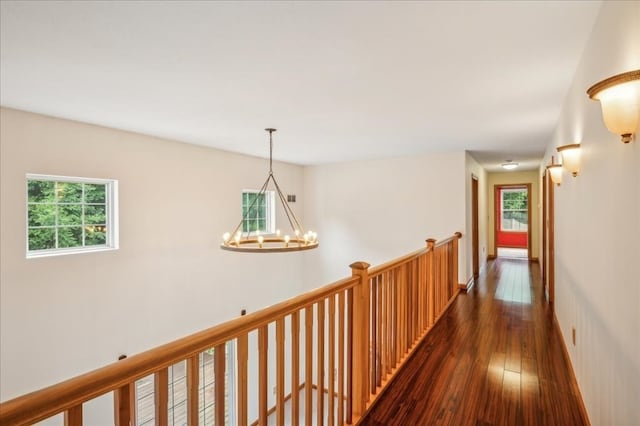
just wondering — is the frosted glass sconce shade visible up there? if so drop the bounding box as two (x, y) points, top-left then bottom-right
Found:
(557, 144), (581, 177)
(547, 164), (563, 186)
(587, 70), (640, 143)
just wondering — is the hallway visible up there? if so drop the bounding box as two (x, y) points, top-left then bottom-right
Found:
(360, 258), (588, 425)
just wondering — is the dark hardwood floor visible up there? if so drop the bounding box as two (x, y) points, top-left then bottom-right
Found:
(359, 258), (588, 426)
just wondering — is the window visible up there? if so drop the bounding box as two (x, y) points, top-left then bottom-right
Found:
(26, 174), (118, 258)
(242, 190), (275, 234)
(501, 188), (528, 231)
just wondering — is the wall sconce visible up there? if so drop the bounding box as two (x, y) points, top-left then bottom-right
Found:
(556, 144), (581, 177)
(587, 69), (640, 143)
(547, 164), (563, 186)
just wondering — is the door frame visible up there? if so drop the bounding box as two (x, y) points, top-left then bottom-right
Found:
(472, 175), (480, 279)
(544, 170), (555, 304)
(494, 183), (532, 260)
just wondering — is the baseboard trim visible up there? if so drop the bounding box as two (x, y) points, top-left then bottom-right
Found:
(552, 313), (591, 425)
(459, 276), (475, 292)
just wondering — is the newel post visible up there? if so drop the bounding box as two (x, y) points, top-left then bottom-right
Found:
(350, 261), (371, 418)
(426, 239), (436, 326)
(114, 355), (133, 426)
(453, 232), (462, 293)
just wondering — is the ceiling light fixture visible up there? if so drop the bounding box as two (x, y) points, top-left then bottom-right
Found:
(556, 144), (581, 177)
(220, 128), (318, 253)
(587, 69), (640, 143)
(501, 160), (519, 170)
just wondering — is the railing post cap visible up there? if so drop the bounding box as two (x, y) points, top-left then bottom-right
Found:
(426, 238), (437, 247)
(349, 261), (370, 271)
(454, 232), (462, 238)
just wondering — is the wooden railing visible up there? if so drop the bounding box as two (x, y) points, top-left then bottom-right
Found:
(0, 232), (462, 426)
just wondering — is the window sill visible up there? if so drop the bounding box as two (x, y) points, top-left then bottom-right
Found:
(26, 245), (118, 259)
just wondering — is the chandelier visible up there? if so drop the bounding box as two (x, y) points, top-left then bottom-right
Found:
(220, 128), (318, 253)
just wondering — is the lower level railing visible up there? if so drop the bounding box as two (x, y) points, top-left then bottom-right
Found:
(0, 232), (462, 426)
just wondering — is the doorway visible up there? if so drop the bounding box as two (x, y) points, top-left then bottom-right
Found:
(494, 184), (531, 260)
(542, 171), (555, 303)
(471, 175), (480, 279)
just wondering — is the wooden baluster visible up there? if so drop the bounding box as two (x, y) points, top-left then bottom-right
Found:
(113, 385), (132, 426)
(444, 245), (448, 308)
(376, 275), (382, 388)
(276, 318), (286, 426)
(453, 232), (462, 297)
(419, 253), (424, 331)
(399, 265), (406, 357)
(338, 291), (345, 426)
(237, 333), (249, 426)
(187, 355), (199, 426)
(291, 311), (300, 426)
(259, 325), (269, 426)
(155, 369), (169, 426)
(64, 405), (82, 426)
(413, 256), (422, 340)
(393, 269), (399, 366)
(370, 276), (377, 396)
(438, 246), (449, 316)
(386, 271), (392, 376)
(305, 306), (313, 426)
(378, 274), (389, 385)
(114, 355), (132, 426)
(349, 261), (370, 418)
(415, 258), (420, 335)
(215, 343), (226, 426)
(328, 294), (336, 426)
(427, 239), (436, 328)
(410, 262), (414, 343)
(435, 246), (440, 311)
(346, 288), (353, 425)
(317, 300), (325, 426)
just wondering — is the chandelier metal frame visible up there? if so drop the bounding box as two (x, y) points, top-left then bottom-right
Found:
(220, 128), (318, 253)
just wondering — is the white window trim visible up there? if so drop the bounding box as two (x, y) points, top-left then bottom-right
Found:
(26, 173), (119, 259)
(241, 189), (276, 236)
(500, 188), (528, 232)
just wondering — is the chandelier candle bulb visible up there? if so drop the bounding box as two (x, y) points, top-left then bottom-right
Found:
(258, 235), (264, 248)
(284, 235), (290, 247)
(223, 232), (231, 244)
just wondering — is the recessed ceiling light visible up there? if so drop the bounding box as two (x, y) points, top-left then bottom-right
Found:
(501, 160), (519, 170)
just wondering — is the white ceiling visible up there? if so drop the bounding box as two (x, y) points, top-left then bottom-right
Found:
(0, 1), (602, 171)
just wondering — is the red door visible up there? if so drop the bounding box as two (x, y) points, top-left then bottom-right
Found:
(496, 185), (528, 248)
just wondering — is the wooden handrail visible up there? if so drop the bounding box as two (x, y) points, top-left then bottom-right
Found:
(434, 231), (463, 248)
(0, 275), (359, 425)
(368, 247), (428, 277)
(0, 232), (463, 426)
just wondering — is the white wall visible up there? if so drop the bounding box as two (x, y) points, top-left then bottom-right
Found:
(464, 153), (488, 282)
(542, 2), (639, 424)
(0, 108), (310, 411)
(302, 152), (468, 289)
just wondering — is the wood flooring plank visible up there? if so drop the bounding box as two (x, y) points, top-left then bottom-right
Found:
(359, 258), (589, 426)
